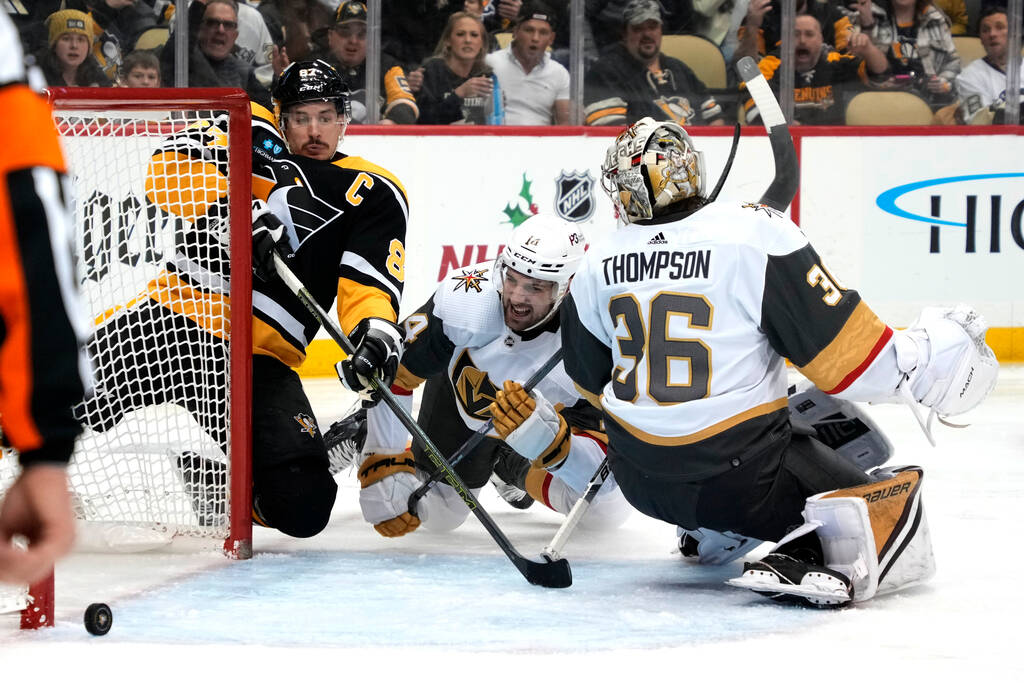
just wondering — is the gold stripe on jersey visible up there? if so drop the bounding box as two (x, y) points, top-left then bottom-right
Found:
(253, 316), (307, 367)
(145, 152), (227, 222)
(573, 382), (604, 411)
(797, 301), (889, 393)
(394, 364), (427, 393)
(604, 397), (788, 446)
(337, 276), (399, 333)
(145, 271), (230, 339)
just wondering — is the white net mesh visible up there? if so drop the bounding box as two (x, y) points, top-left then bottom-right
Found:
(57, 110), (236, 542)
(0, 99), (249, 625)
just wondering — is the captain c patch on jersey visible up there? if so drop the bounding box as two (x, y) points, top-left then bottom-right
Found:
(451, 268), (489, 293)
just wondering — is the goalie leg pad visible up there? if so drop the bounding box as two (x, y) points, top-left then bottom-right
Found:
(810, 465), (933, 602)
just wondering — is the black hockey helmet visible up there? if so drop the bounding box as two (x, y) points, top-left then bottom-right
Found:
(272, 59), (352, 124)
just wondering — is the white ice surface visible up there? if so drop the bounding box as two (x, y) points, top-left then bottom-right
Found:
(1, 368), (1022, 680)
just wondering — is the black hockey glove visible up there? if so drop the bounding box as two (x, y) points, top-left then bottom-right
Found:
(336, 318), (404, 405)
(252, 199), (293, 281)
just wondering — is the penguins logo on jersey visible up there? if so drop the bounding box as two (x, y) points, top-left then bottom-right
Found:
(294, 413), (318, 438)
(451, 268), (489, 293)
(451, 350), (499, 420)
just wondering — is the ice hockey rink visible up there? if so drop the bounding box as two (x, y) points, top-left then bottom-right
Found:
(1, 366), (1021, 679)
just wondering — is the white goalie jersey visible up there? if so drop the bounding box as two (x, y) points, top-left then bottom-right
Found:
(561, 201), (915, 479)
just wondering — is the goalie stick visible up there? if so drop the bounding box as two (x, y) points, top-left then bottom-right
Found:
(406, 348), (564, 517)
(270, 252), (572, 589)
(736, 56), (799, 212)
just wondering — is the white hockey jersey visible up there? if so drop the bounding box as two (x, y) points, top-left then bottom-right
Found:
(562, 201), (903, 479)
(397, 260), (585, 432)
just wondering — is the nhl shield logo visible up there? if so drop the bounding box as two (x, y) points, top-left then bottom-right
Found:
(554, 170), (595, 222)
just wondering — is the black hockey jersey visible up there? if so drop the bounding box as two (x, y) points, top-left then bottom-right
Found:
(142, 102), (408, 369)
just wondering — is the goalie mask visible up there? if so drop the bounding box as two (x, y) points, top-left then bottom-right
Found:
(272, 59), (352, 129)
(495, 214), (587, 331)
(600, 117), (706, 224)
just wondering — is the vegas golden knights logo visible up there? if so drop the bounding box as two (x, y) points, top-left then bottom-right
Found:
(451, 268), (488, 293)
(451, 350), (499, 420)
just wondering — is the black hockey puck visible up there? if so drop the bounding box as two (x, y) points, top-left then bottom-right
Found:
(84, 602), (112, 636)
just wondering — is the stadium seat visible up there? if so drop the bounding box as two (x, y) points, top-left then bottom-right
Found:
(845, 91), (935, 125)
(953, 36), (985, 67)
(135, 27), (169, 51)
(659, 34), (727, 89)
(495, 32), (513, 49)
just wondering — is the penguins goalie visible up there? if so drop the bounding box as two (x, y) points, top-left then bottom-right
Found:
(559, 117), (999, 607)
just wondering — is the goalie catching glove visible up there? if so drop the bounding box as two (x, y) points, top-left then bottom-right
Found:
(336, 318), (404, 405)
(251, 199), (293, 281)
(892, 305), (998, 433)
(489, 380), (571, 471)
(357, 451), (421, 537)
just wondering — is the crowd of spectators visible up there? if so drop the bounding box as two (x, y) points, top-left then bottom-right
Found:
(7, 0), (1021, 125)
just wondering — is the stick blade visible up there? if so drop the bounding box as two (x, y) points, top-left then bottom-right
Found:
(518, 555), (572, 588)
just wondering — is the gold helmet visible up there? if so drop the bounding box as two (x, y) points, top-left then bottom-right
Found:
(600, 117), (706, 223)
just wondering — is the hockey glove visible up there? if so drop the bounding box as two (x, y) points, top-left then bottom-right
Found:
(251, 199), (293, 281)
(894, 305), (998, 416)
(336, 318), (404, 405)
(489, 380), (570, 471)
(357, 451), (421, 537)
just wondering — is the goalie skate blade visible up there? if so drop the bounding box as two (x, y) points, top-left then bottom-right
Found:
(518, 555), (572, 589)
(726, 576), (851, 607)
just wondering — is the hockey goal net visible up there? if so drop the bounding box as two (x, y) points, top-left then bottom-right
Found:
(0, 88), (253, 628)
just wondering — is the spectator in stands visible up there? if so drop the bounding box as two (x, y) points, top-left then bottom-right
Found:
(587, 0), (696, 50)
(118, 49), (161, 86)
(859, 0), (961, 109)
(735, 0), (852, 63)
(418, 12), (497, 124)
(483, 0), (525, 33)
(382, 1), (463, 79)
(485, 1), (571, 124)
(160, 0), (271, 107)
(64, 0), (159, 82)
(933, 0), (968, 35)
(743, 13), (889, 125)
(692, 0), (739, 49)
(234, 1), (283, 88)
(258, 0), (336, 63)
(584, 0), (725, 126)
(38, 9), (113, 87)
(955, 5), (1024, 123)
(319, 1), (419, 124)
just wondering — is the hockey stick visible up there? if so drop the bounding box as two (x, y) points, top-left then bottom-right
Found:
(406, 348), (564, 517)
(706, 123), (741, 204)
(736, 56), (799, 212)
(270, 252), (572, 589)
(541, 456), (611, 561)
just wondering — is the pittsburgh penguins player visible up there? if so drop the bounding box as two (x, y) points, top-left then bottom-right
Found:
(354, 215), (629, 538)
(560, 117), (998, 606)
(76, 60), (408, 539)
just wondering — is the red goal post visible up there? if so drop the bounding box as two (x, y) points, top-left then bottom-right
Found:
(1, 88), (254, 629)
